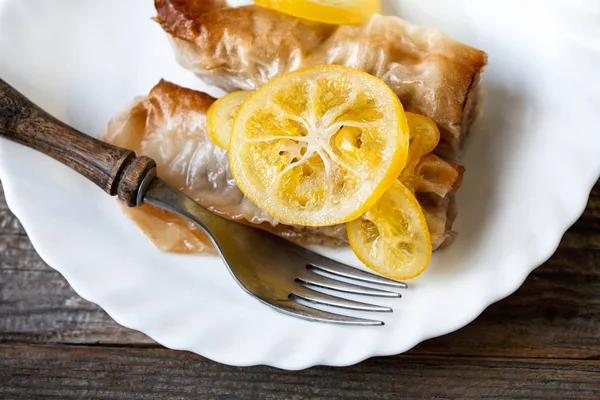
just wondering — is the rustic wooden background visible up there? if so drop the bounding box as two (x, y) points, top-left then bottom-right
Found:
(1, 180), (599, 399)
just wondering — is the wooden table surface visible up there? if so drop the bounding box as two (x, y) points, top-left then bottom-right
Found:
(1, 180), (599, 399)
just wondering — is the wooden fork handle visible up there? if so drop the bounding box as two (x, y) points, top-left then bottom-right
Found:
(0, 78), (155, 206)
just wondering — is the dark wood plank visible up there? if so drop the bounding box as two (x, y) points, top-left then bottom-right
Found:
(0, 233), (153, 345)
(0, 181), (154, 345)
(1, 228), (599, 356)
(0, 184), (26, 234)
(2, 181), (599, 359)
(418, 244), (600, 359)
(0, 344), (599, 400)
(1, 180), (599, 399)
(0, 209), (25, 235)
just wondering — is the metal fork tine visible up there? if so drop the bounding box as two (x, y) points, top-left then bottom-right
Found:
(290, 287), (392, 312)
(272, 300), (384, 326)
(297, 273), (402, 298)
(308, 259), (408, 289)
(144, 179), (402, 325)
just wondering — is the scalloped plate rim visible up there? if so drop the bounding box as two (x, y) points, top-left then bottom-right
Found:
(1, 0), (599, 370)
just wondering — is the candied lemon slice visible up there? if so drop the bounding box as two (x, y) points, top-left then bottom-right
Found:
(347, 181), (432, 280)
(207, 91), (253, 150)
(254, 0), (380, 25)
(400, 112), (441, 191)
(405, 112), (440, 165)
(229, 65), (409, 226)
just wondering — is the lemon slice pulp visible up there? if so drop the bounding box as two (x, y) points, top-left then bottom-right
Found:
(347, 181), (432, 280)
(207, 91), (253, 150)
(229, 65), (409, 226)
(400, 112), (441, 191)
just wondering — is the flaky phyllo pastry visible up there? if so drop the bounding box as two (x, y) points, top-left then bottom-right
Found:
(155, 0), (487, 157)
(103, 1), (485, 255)
(103, 81), (464, 253)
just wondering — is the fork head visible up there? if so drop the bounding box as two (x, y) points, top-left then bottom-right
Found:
(144, 178), (407, 326)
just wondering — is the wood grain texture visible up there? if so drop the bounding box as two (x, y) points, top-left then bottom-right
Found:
(0, 79), (156, 206)
(1, 180), (599, 398)
(1, 345), (599, 400)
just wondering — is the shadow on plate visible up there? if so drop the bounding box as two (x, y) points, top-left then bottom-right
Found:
(381, 2), (403, 17)
(428, 81), (529, 281)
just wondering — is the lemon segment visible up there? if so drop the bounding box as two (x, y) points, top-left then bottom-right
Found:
(400, 112), (441, 191)
(254, 0), (381, 25)
(207, 91), (253, 150)
(229, 65), (409, 227)
(347, 181), (432, 280)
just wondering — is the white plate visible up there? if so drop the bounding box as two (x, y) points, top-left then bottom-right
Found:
(1, 0), (599, 370)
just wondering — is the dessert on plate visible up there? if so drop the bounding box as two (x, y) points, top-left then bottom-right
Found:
(103, 0), (486, 279)
(155, 0), (487, 157)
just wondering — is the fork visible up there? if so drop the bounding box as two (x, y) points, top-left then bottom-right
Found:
(0, 78), (407, 326)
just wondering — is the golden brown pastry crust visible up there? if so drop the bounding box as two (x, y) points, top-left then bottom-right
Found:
(155, 1), (487, 156)
(154, 0), (228, 41)
(415, 154), (465, 249)
(416, 153), (465, 199)
(103, 81), (463, 253)
(103, 80), (347, 253)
